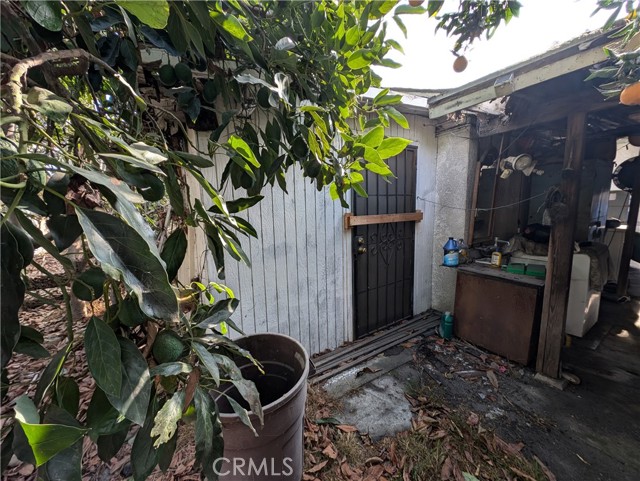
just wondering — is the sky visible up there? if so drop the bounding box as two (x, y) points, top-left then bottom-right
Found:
(376, 0), (623, 90)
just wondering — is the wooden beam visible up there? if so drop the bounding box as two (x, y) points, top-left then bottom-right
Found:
(536, 111), (587, 379)
(478, 91), (620, 137)
(429, 44), (609, 119)
(343, 211), (423, 229)
(616, 164), (640, 297)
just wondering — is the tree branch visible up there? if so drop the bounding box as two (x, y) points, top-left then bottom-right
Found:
(6, 48), (142, 115)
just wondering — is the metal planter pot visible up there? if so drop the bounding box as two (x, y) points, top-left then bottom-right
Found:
(213, 333), (309, 481)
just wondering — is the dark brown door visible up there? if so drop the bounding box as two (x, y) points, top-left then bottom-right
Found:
(353, 147), (417, 338)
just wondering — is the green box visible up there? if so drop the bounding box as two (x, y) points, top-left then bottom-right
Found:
(526, 264), (546, 279)
(506, 263), (526, 275)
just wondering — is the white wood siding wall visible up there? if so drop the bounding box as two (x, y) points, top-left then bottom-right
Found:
(180, 112), (436, 355)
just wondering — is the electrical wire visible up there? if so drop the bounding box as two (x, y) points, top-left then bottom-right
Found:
(416, 191), (548, 213)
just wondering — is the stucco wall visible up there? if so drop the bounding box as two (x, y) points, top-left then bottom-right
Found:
(431, 118), (478, 312)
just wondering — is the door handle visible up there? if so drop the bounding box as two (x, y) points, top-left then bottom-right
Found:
(357, 246), (367, 254)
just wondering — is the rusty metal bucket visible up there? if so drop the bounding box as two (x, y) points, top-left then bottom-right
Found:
(213, 333), (309, 480)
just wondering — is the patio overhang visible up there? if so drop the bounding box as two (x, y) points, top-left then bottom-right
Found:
(427, 28), (617, 120)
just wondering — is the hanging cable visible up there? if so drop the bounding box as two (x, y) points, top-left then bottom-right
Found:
(417, 190), (548, 213)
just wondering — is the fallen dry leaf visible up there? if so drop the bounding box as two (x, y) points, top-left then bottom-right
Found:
(306, 460), (328, 474)
(341, 461), (355, 477)
(467, 412), (479, 426)
(366, 464), (385, 478)
(365, 456), (384, 465)
(510, 466), (537, 481)
(322, 443), (338, 459)
(441, 456), (453, 480)
(533, 455), (557, 481)
(356, 366), (382, 377)
(487, 370), (499, 389)
(336, 424), (358, 433)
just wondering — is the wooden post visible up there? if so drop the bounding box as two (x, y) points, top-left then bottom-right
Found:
(616, 162), (640, 297)
(536, 112), (586, 379)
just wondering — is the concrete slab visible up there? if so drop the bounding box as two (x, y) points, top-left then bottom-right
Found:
(533, 372), (569, 390)
(323, 348), (414, 398)
(338, 374), (413, 441)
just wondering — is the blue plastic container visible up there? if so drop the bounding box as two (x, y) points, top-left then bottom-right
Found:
(443, 237), (459, 266)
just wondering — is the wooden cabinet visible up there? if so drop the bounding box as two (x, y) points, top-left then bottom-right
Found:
(454, 264), (545, 365)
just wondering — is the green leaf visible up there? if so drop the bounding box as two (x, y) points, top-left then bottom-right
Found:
(223, 196), (264, 214)
(116, 0), (169, 28)
(462, 474), (481, 481)
(386, 39), (404, 54)
(194, 387), (223, 481)
(85, 317), (122, 398)
(160, 228), (187, 282)
(66, 164), (144, 203)
(231, 379), (263, 426)
(46, 215), (83, 252)
(20, 1), (62, 31)
(150, 362), (192, 377)
(379, 58), (403, 69)
(211, 12), (252, 41)
(427, 0), (444, 16)
(131, 396), (159, 481)
(151, 390), (184, 447)
(384, 106), (410, 129)
(374, 94), (403, 106)
(362, 145), (384, 166)
(377, 137), (412, 159)
(75, 209), (178, 322)
(228, 135), (260, 167)
(86, 387), (126, 439)
(394, 4), (427, 14)
(365, 162), (394, 176)
(1, 223), (23, 370)
(393, 15), (407, 37)
(96, 428), (129, 462)
(172, 151), (214, 168)
(329, 182), (339, 201)
(314, 417), (342, 425)
(226, 395), (258, 436)
(99, 154), (164, 174)
(117, 295), (148, 328)
(164, 165), (186, 217)
(55, 376), (80, 418)
(41, 405), (83, 481)
(105, 338), (151, 426)
(192, 343), (221, 386)
(14, 396), (87, 467)
(34, 345), (70, 405)
(195, 298), (239, 330)
(71, 267), (106, 302)
(352, 182), (368, 198)
(347, 49), (374, 69)
(14, 337), (50, 359)
(25, 87), (71, 121)
(361, 126), (385, 148)
(158, 431), (178, 472)
(15, 210), (73, 272)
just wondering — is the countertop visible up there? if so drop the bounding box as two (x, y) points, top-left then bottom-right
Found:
(457, 263), (545, 288)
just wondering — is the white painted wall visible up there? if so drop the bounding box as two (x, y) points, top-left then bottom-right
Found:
(180, 112), (437, 355)
(430, 118), (478, 312)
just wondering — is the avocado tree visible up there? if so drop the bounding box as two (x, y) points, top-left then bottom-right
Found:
(3, 0), (634, 479)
